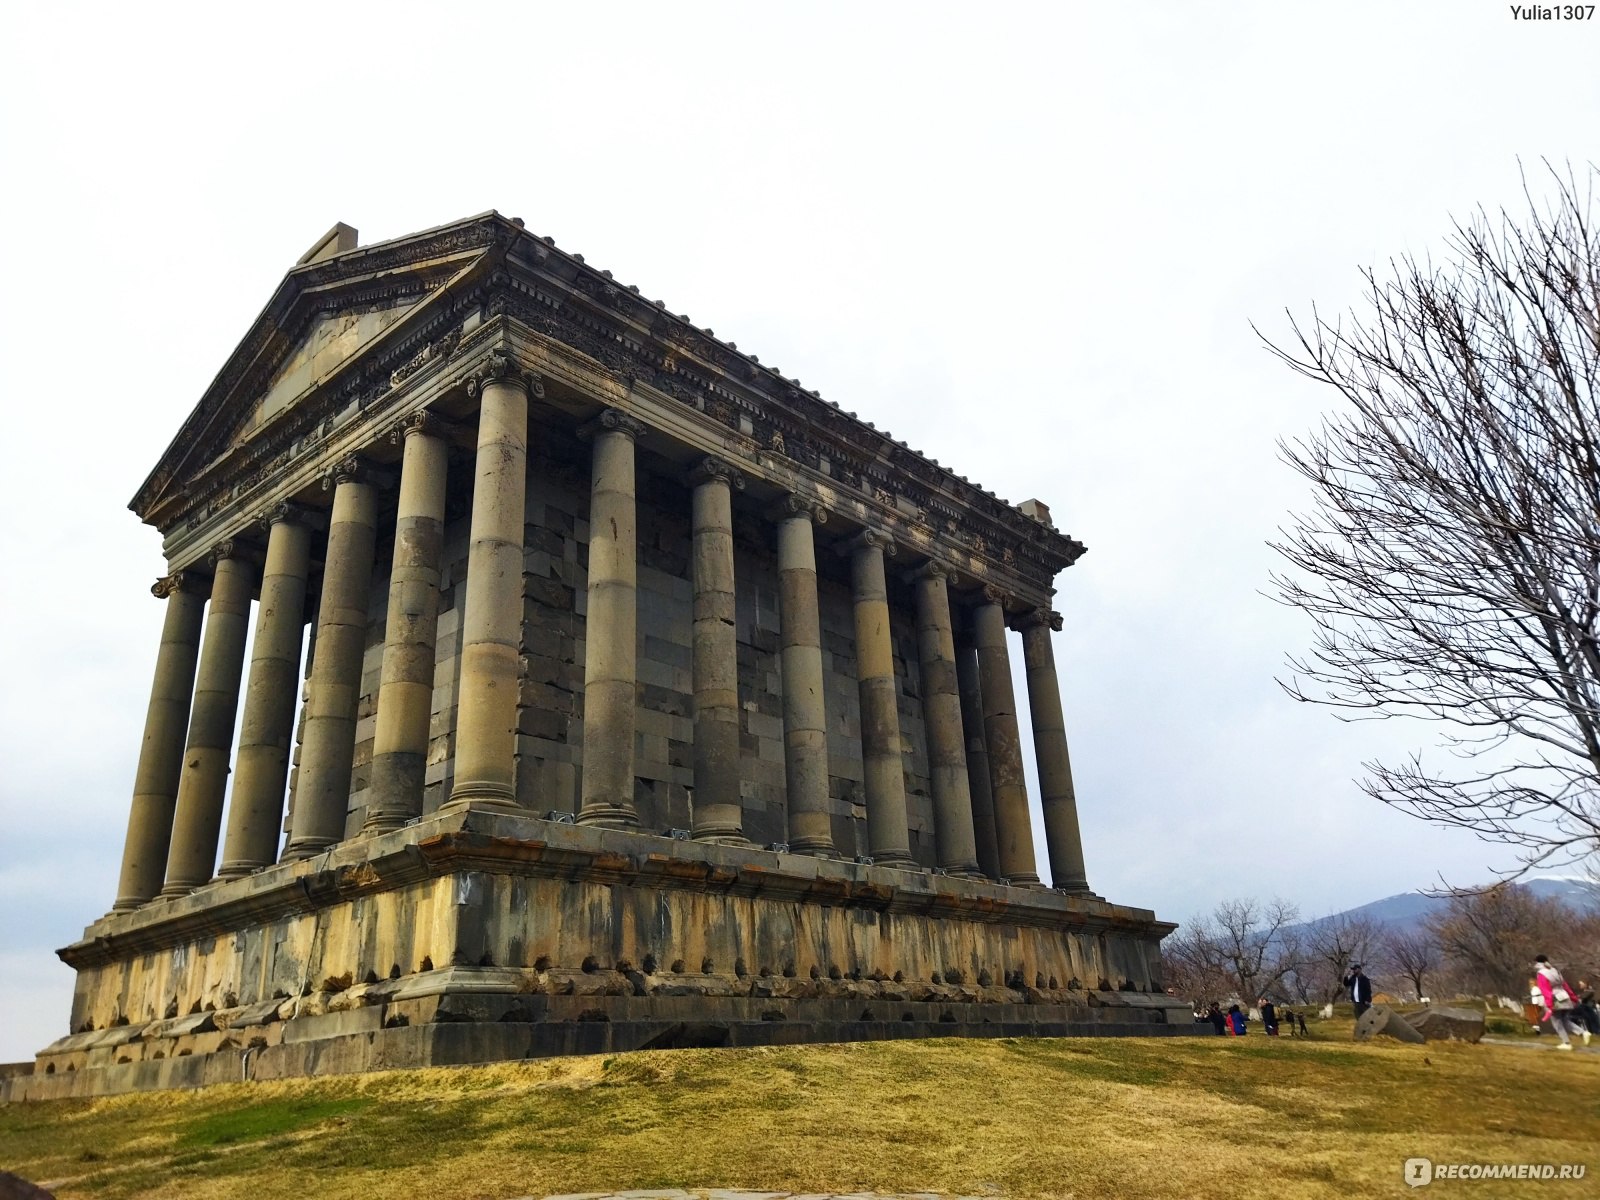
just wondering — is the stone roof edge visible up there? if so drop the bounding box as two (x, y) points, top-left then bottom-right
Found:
(130, 210), (1086, 573)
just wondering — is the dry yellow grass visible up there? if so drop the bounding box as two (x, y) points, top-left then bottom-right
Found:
(3, 1031), (1596, 1200)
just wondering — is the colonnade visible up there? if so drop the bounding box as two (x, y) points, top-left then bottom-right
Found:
(112, 358), (1094, 910)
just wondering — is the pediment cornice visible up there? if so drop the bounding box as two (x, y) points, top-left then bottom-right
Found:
(138, 213), (1086, 585)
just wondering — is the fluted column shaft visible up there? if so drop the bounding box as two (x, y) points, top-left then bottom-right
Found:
(161, 551), (255, 896)
(219, 509), (311, 875)
(366, 415), (449, 832)
(578, 410), (644, 828)
(973, 595), (1039, 885)
(1020, 610), (1092, 893)
(448, 352), (534, 809)
(113, 575), (205, 909)
(849, 532), (913, 867)
(690, 458), (745, 842)
(776, 499), (834, 856)
(955, 641), (1002, 881)
(285, 464), (378, 857)
(913, 565), (980, 876)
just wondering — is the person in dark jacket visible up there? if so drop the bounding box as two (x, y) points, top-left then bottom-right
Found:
(1227, 1003), (1248, 1035)
(1259, 997), (1279, 1036)
(1206, 1002), (1227, 1035)
(1343, 963), (1373, 1021)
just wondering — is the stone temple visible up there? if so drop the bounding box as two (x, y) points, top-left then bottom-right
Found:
(5, 216), (1185, 1101)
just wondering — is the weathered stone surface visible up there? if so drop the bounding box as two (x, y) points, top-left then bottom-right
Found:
(1354, 1004), (1426, 1044)
(1405, 1005), (1486, 1043)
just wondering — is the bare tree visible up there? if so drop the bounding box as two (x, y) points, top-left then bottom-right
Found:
(1166, 898), (1301, 1003)
(1381, 927), (1440, 1001)
(1305, 912), (1385, 1002)
(1261, 161), (1600, 874)
(1424, 883), (1586, 997)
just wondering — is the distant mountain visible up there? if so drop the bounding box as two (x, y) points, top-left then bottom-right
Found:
(1298, 875), (1600, 939)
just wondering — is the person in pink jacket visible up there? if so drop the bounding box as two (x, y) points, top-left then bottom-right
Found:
(1534, 955), (1586, 1050)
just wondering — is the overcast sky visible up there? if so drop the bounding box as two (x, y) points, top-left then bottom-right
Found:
(1, 2), (1595, 1061)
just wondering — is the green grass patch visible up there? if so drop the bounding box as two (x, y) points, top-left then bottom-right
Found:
(176, 1097), (371, 1148)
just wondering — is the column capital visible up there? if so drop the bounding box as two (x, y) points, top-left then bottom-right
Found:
(257, 500), (315, 534)
(321, 456), (367, 492)
(911, 559), (959, 584)
(769, 492), (828, 525)
(388, 408), (451, 446)
(979, 583), (1015, 609)
(844, 528), (897, 558)
(581, 407), (648, 442)
(465, 345), (544, 398)
(1013, 606), (1064, 632)
(689, 455), (745, 491)
(151, 571), (203, 599)
(207, 539), (241, 568)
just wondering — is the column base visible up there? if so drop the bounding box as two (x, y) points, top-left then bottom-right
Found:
(576, 802), (640, 830)
(361, 813), (413, 836)
(694, 832), (752, 848)
(444, 780), (517, 810)
(214, 863), (262, 881)
(109, 898), (147, 914)
(871, 852), (918, 870)
(281, 839), (335, 863)
(788, 837), (839, 859)
(156, 881), (199, 900)
(1004, 873), (1044, 888)
(1055, 883), (1104, 900)
(942, 863), (985, 880)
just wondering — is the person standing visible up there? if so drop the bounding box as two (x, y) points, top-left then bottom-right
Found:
(1228, 1003), (1248, 1035)
(1343, 963), (1373, 1022)
(1534, 955), (1585, 1051)
(1259, 997), (1279, 1036)
(1206, 1002), (1227, 1036)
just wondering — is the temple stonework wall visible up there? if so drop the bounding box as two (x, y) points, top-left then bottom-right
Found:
(307, 440), (940, 861)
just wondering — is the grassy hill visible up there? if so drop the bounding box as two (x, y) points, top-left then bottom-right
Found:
(3, 1018), (1596, 1200)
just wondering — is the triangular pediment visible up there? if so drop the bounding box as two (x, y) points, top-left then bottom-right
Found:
(132, 212), (515, 523)
(234, 296), (425, 446)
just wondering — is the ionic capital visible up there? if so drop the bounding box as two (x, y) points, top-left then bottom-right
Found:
(151, 572), (201, 599)
(389, 409), (448, 446)
(845, 528), (897, 559)
(465, 345), (544, 398)
(581, 408), (648, 442)
(208, 539), (239, 568)
(769, 492), (828, 525)
(689, 455), (745, 491)
(912, 559), (955, 584)
(321, 456), (367, 492)
(257, 501), (314, 534)
(1014, 606), (1064, 632)
(979, 583), (1015, 610)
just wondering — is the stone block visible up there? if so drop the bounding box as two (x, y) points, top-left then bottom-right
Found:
(1354, 1004), (1426, 1044)
(1405, 1006), (1486, 1043)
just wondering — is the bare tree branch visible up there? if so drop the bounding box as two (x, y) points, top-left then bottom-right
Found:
(1262, 160), (1600, 873)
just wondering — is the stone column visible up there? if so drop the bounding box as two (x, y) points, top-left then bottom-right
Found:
(1019, 607), (1093, 894)
(160, 546), (255, 896)
(775, 495), (834, 857)
(690, 456), (745, 843)
(577, 409), (646, 828)
(912, 563), (980, 877)
(218, 505), (312, 876)
(955, 639), (1002, 881)
(448, 349), (537, 809)
(973, 589), (1039, 885)
(284, 459), (379, 858)
(112, 574), (205, 910)
(365, 412), (450, 833)
(848, 530), (913, 867)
